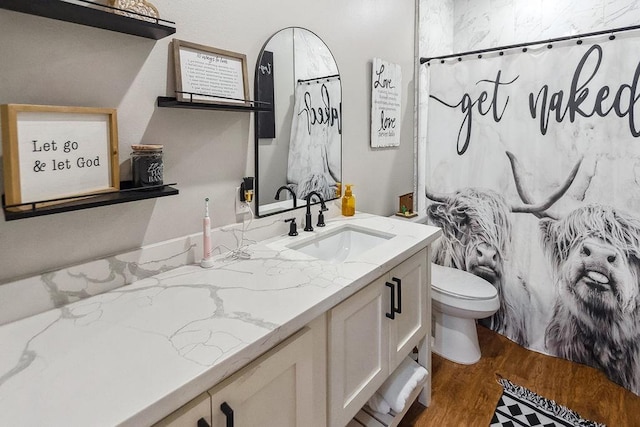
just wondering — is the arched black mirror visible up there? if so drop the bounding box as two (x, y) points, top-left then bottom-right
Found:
(254, 27), (342, 217)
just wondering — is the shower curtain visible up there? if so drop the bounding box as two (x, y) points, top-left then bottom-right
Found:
(424, 31), (640, 395)
(287, 76), (341, 200)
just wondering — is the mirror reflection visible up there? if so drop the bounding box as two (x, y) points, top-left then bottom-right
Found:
(255, 27), (342, 217)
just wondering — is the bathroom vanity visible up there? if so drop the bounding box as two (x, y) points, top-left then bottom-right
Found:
(0, 213), (440, 426)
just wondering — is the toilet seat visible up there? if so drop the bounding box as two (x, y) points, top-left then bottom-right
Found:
(431, 263), (497, 299)
(430, 263), (499, 317)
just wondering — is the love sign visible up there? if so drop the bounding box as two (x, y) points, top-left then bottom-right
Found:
(371, 58), (402, 147)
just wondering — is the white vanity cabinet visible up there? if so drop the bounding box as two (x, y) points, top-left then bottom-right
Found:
(153, 392), (211, 427)
(154, 245), (432, 427)
(387, 248), (430, 372)
(208, 327), (315, 427)
(0, 214), (440, 427)
(154, 317), (325, 427)
(327, 248), (429, 427)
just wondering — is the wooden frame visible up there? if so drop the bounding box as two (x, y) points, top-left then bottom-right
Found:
(1, 104), (119, 207)
(173, 39), (250, 105)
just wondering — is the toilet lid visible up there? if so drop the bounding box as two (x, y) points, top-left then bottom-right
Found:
(431, 263), (498, 300)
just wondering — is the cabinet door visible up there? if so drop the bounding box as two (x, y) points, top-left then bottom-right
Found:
(153, 393), (211, 427)
(328, 277), (389, 427)
(208, 327), (313, 427)
(388, 248), (428, 372)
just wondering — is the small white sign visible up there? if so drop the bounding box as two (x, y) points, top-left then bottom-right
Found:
(1, 105), (119, 207)
(371, 58), (402, 147)
(173, 39), (249, 105)
(178, 47), (245, 103)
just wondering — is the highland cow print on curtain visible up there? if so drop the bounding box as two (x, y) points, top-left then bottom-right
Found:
(424, 31), (640, 395)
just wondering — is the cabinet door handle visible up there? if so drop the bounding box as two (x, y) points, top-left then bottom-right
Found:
(392, 277), (402, 314)
(197, 418), (211, 427)
(385, 282), (395, 319)
(220, 402), (234, 427)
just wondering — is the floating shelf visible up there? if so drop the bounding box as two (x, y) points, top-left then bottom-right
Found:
(0, 0), (176, 40)
(157, 96), (272, 112)
(2, 182), (179, 221)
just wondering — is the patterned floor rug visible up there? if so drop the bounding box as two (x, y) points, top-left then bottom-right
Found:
(490, 377), (606, 427)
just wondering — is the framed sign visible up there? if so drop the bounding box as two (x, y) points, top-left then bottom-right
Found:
(173, 39), (250, 105)
(1, 104), (119, 207)
(371, 58), (402, 147)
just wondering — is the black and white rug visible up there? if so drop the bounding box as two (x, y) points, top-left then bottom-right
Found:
(490, 377), (606, 427)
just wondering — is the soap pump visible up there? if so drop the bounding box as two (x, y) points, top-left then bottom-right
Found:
(342, 184), (355, 216)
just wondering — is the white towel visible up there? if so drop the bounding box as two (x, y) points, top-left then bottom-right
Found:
(377, 357), (428, 413)
(366, 392), (391, 414)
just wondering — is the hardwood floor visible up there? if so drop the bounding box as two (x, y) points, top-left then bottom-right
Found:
(399, 325), (640, 427)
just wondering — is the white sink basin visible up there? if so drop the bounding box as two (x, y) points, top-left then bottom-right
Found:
(287, 225), (394, 263)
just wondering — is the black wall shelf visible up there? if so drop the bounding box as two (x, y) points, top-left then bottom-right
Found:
(2, 182), (179, 221)
(0, 0), (176, 40)
(157, 96), (272, 112)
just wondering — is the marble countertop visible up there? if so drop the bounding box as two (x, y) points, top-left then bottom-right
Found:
(0, 214), (440, 426)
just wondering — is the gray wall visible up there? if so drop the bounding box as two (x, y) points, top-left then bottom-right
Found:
(0, 1), (417, 282)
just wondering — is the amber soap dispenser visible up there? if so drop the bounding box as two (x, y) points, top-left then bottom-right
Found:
(342, 184), (355, 216)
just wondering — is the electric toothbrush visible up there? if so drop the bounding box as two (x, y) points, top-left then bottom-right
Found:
(200, 198), (215, 268)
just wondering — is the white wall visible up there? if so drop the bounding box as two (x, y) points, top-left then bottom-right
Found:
(0, 0), (417, 282)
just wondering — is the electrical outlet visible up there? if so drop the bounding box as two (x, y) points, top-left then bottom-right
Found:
(235, 186), (250, 215)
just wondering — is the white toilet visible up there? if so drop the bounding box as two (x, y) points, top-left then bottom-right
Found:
(431, 263), (500, 365)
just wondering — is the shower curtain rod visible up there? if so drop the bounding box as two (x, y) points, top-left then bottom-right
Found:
(419, 22), (640, 64)
(297, 74), (340, 84)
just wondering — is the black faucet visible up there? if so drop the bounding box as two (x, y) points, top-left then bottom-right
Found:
(304, 191), (328, 232)
(274, 186), (297, 208)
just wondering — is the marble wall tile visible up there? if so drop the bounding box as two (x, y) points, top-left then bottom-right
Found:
(294, 28), (339, 80)
(537, 0), (604, 38)
(419, 0), (455, 58)
(604, 0), (640, 27)
(452, 0), (492, 52)
(451, 0), (640, 53)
